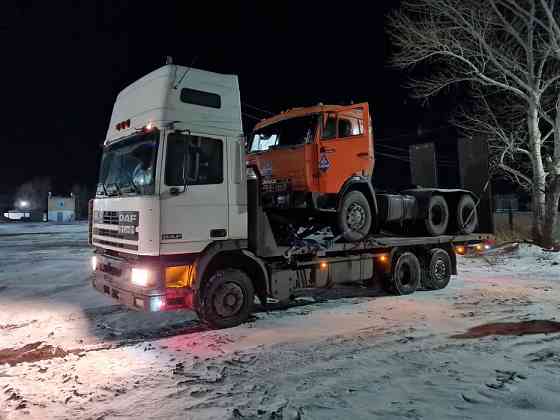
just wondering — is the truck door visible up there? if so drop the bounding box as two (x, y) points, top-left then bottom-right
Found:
(159, 131), (229, 253)
(316, 105), (372, 194)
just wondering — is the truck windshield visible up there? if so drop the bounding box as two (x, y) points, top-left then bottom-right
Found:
(96, 131), (159, 197)
(249, 115), (317, 152)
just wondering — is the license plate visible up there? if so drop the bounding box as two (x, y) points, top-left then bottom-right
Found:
(118, 225), (136, 235)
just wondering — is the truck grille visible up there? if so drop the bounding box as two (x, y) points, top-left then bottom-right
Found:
(102, 211), (119, 225)
(93, 228), (139, 241)
(93, 239), (138, 251)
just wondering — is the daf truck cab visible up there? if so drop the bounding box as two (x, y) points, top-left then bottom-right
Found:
(91, 65), (253, 323)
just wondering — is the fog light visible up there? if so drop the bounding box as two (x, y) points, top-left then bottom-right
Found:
(150, 296), (164, 311)
(131, 268), (150, 287)
(379, 255), (388, 263)
(319, 261), (328, 270)
(456, 246), (465, 255)
(91, 256), (98, 271)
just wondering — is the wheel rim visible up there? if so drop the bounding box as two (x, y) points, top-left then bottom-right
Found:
(213, 282), (245, 318)
(346, 203), (366, 231)
(433, 259), (447, 281)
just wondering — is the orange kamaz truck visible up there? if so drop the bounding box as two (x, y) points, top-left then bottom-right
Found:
(247, 103), (479, 242)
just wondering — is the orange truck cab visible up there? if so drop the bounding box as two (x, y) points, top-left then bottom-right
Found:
(247, 103), (380, 240)
(247, 103), (480, 243)
(248, 103), (373, 196)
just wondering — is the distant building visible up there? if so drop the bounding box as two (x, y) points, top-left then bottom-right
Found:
(494, 194), (519, 212)
(47, 195), (75, 223)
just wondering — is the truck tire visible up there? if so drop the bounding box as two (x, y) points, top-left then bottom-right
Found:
(195, 268), (255, 329)
(389, 252), (421, 295)
(424, 195), (449, 236)
(456, 194), (478, 234)
(336, 190), (372, 242)
(423, 248), (451, 290)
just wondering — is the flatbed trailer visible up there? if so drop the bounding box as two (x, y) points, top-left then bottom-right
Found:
(92, 175), (493, 328)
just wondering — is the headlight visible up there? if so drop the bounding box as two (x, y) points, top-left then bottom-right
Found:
(131, 267), (151, 287)
(91, 256), (98, 271)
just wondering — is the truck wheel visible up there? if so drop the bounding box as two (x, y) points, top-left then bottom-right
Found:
(423, 248), (451, 290)
(456, 194), (478, 234)
(196, 268), (255, 329)
(390, 252), (421, 295)
(336, 191), (372, 242)
(424, 195), (449, 236)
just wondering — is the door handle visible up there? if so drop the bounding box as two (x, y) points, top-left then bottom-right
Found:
(320, 147), (336, 153)
(357, 152), (370, 158)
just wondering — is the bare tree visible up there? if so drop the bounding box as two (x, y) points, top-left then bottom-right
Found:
(389, 0), (560, 247)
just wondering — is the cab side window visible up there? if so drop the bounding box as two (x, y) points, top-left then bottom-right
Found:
(338, 109), (364, 138)
(165, 134), (223, 186)
(338, 118), (353, 137)
(322, 108), (365, 139)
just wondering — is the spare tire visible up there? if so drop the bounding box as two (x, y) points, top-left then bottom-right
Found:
(424, 195), (449, 236)
(336, 190), (372, 242)
(456, 194), (478, 234)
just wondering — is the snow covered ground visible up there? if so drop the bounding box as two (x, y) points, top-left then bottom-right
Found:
(1, 223), (560, 419)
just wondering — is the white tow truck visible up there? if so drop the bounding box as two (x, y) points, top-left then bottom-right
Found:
(90, 63), (493, 328)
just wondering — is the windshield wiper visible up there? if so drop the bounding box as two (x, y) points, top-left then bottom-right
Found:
(107, 182), (122, 196)
(98, 182), (108, 196)
(122, 179), (140, 194)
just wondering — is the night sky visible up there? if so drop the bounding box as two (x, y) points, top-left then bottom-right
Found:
(0, 1), (453, 195)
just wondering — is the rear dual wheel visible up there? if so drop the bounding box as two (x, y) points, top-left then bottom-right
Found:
(424, 195), (449, 236)
(385, 248), (452, 294)
(386, 252), (421, 295)
(422, 248), (451, 290)
(456, 194), (478, 234)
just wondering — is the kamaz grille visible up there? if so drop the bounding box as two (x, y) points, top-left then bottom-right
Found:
(102, 211), (119, 225)
(261, 180), (290, 193)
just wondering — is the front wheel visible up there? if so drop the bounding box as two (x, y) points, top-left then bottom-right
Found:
(195, 268), (254, 329)
(335, 191), (372, 242)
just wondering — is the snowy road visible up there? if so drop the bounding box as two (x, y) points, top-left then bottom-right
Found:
(1, 223), (560, 419)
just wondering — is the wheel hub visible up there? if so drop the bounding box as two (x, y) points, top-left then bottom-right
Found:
(213, 282), (244, 318)
(347, 203), (366, 231)
(433, 260), (447, 280)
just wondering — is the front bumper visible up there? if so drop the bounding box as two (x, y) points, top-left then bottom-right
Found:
(91, 253), (195, 312)
(92, 273), (166, 312)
